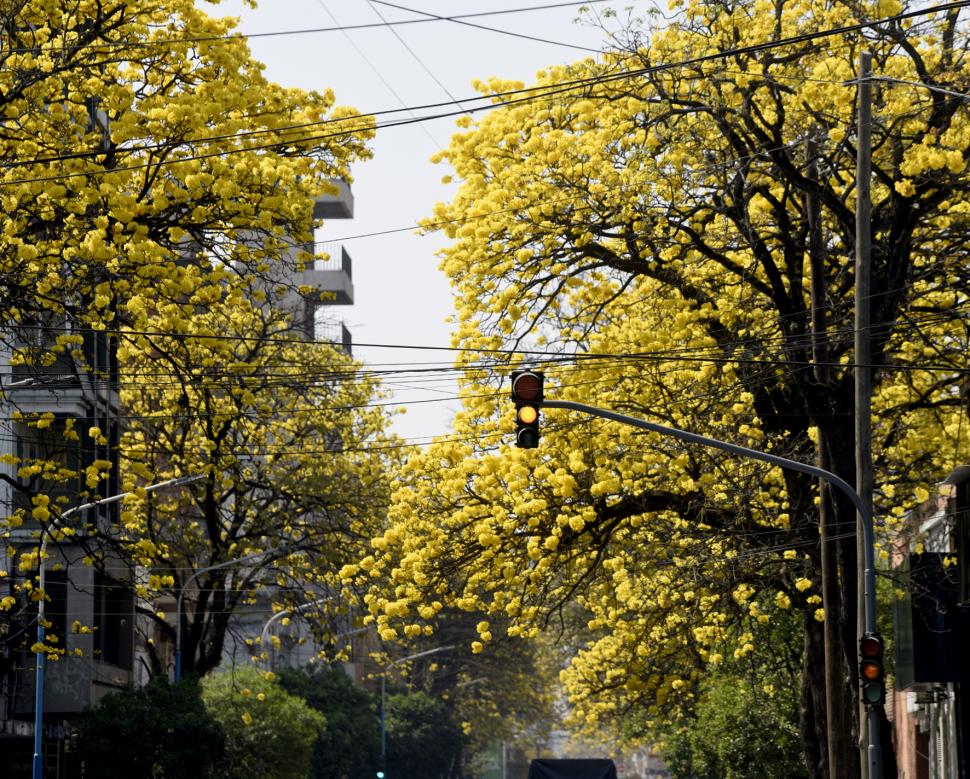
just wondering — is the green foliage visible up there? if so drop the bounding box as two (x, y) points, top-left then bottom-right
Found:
(385, 690), (464, 779)
(657, 668), (805, 779)
(655, 608), (806, 779)
(201, 666), (326, 779)
(71, 678), (224, 779)
(277, 664), (381, 779)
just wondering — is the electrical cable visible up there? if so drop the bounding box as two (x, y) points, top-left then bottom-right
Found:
(1, 0), (620, 54)
(368, 0), (604, 53)
(2, 1), (968, 186)
(315, 0), (444, 150)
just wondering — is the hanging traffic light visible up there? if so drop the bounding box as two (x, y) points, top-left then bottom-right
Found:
(511, 370), (544, 448)
(859, 633), (885, 706)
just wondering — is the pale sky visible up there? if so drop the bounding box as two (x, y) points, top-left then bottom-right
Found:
(218, 0), (638, 443)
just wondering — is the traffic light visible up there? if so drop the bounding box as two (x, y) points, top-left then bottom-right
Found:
(859, 633), (885, 706)
(511, 370), (544, 448)
(376, 753), (386, 778)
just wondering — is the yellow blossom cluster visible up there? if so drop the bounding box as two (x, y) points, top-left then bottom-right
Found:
(362, 0), (970, 744)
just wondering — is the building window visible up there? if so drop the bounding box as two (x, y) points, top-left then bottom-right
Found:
(94, 572), (133, 669)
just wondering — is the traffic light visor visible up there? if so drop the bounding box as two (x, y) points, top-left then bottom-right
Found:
(518, 405), (538, 424)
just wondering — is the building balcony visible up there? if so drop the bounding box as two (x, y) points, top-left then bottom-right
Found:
(313, 179), (354, 220)
(316, 320), (352, 356)
(300, 242), (354, 306)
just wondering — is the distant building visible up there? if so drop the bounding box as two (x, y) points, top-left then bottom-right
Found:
(214, 180), (372, 679)
(891, 465), (970, 778)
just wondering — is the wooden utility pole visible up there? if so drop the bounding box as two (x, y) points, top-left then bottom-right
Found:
(855, 49), (881, 779)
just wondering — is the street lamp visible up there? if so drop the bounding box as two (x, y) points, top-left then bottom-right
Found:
(174, 545), (297, 681)
(380, 645), (455, 774)
(32, 474), (202, 779)
(258, 599), (366, 669)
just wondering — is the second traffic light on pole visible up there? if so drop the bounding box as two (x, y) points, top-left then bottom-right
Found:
(511, 370), (544, 448)
(859, 633), (885, 706)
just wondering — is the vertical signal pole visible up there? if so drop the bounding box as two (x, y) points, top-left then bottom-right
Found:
(856, 49), (882, 779)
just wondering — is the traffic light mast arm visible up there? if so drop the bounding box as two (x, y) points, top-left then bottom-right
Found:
(539, 398), (878, 636)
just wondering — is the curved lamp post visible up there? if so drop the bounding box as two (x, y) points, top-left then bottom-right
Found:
(259, 602), (366, 669)
(32, 474), (202, 779)
(174, 544), (298, 681)
(380, 645), (455, 772)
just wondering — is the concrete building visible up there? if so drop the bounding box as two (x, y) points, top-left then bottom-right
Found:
(0, 327), (126, 776)
(211, 180), (371, 677)
(0, 178), (361, 776)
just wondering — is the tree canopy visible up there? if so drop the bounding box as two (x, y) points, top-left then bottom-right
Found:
(0, 0), (390, 679)
(357, 0), (970, 773)
(114, 298), (395, 676)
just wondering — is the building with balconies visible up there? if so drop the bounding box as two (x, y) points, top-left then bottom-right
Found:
(271, 182), (357, 352)
(0, 327), (128, 777)
(217, 179), (371, 675)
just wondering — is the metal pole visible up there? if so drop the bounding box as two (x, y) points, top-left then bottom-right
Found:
(855, 49), (882, 779)
(807, 132), (848, 777)
(32, 475), (202, 779)
(379, 645), (454, 769)
(380, 671), (387, 759)
(174, 545), (286, 682)
(31, 542), (48, 779)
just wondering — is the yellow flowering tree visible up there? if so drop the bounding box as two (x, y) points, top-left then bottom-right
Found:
(361, 0), (969, 773)
(109, 297), (396, 677)
(0, 0), (382, 674)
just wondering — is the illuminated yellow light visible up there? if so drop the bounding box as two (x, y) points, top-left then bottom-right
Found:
(517, 405), (538, 424)
(861, 661), (881, 681)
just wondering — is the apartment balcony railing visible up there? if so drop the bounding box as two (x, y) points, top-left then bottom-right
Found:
(317, 321), (352, 356)
(313, 242), (353, 278)
(299, 241), (354, 306)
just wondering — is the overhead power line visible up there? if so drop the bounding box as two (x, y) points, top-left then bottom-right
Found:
(3, 0), (618, 54)
(369, 0), (604, 52)
(2, 1), (969, 187)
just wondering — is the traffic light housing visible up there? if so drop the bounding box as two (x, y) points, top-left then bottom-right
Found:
(376, 753), (386, 778)
(859, 633), (885, 706)
(511, 370), (544, 449)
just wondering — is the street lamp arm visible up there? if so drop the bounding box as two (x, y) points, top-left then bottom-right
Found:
(259, 597), (330, 650)
(55, 474), (206, 524)
(381, 644), (455, 761)
(31, 473), (203, 779)
(540, 399), (876, 634)
(174, 544), (296, 681)
(385, 644), (456, 673)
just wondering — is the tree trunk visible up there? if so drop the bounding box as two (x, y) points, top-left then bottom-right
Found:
(801, 612), (828, 778)
(822, 409), (864, 777)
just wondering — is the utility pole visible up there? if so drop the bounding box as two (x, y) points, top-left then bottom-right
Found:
(855, 49), (882, 779)
(807, 134), (848, 777)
